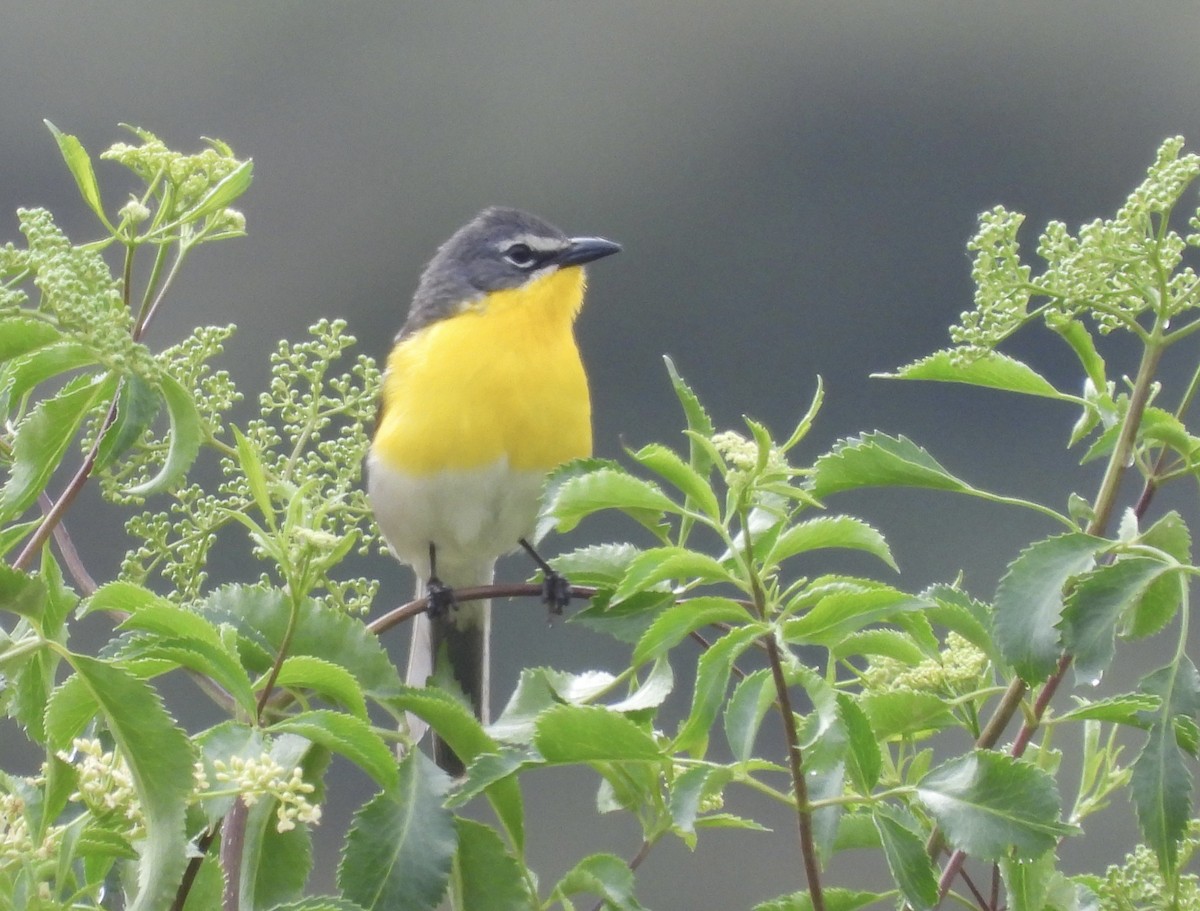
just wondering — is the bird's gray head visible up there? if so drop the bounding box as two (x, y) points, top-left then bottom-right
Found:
(400, 207), (620, 337)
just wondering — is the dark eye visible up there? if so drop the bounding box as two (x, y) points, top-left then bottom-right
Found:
(503, 243), (536, 268)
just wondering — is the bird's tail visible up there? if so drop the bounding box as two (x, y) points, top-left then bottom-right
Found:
(406, 565), (493, 776)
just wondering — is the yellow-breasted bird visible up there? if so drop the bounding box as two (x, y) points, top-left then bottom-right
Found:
(367, 207), (620, 772)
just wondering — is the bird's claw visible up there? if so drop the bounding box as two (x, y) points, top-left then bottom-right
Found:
(541, 570), (571, 617)
(425, 577), (457, 618)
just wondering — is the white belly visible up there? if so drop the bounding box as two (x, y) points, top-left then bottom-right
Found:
(367, 454), (548, 588)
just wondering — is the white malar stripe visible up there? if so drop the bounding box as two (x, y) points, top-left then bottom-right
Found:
(367, 454), (548, 589)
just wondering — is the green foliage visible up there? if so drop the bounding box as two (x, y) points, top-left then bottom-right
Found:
(3, 125), (1200, 911)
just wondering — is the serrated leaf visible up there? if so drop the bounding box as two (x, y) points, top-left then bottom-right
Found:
(993, 533), (1107, 681)
(724, 669), (775, 762)
(632, 596), (750, 666)
(234, 423), (275, 530)
(884, 349), (1072, 400)
(123, 373), (202, 497)
(554, 853), (645, 911)
(665, 355), (716, 473)
(860, 691), (955, 741)
(184, 157), (253, 221)
(675, 624), (764, 755)
(533, 704), (664, 763)
(2, 339), (97, 410)
(549, 467), (678, 533)
(1127, 511), (1191, 639)
(631, 441), (719, 520)
(873, 806), (939, 911)
(830, 628), (929, 665)
(916, 751), (1073, 861)
(1001, 850), (1057, 911)
(922, 584), (1000, 666)
(46, 656), (193, 911)
(396, 688), (524, 850)
(94, 374), (161, 470)
(338, 752), (455, 911)
(752, 888), (882, 911)
(1130, 658), (1200, 875)
(840, 693), (882, 793)
(269, 710), (396, 789)
(453, 819), (534, 911)
(784, 586), (927, 647)
(272, 655), (369, 719)
(45, 121), (109, 226)
(1057, 694), (1160, 726)
(811, 432), (971, 497)
(199, 585), (402, 700)
(768, 515), (897, 571)
(613, 546), (735, 604)
(549, 542), (641, 588)
(0, 316), (62, 365)
(1056, 319), (1108, 395)
(1, 372), (114, 521)
(1060, 556), (1172, 684)
(0, 565), (48, 619)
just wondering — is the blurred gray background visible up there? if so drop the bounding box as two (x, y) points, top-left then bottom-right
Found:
(4, 3), (1200, 906)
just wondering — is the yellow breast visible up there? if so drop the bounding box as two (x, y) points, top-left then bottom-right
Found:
(373, 265), (593, 475)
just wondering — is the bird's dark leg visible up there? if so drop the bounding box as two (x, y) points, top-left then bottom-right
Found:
(519, 538), (571, 616)
(425, 541), (456, 617)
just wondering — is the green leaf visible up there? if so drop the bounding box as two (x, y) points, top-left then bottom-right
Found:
(1127, 511), (1190, 639)
(613, 546), (735, 604)
(675, 624), (764, 755)
(884, 349), (1072, 400)
(784, 585), (928, 647)
(922, 583), (999, 665)
(234, 423), (275, 530)
(269, 710), (397, 789)
(1060, 556), (1172, 684)
(859, 692), (956, 741)
(724, 669), (775, 762)
(270, 900), (368, 911)
(1055, 319), (1107, 394)
(840, 694), (882, 793)
(1, 339), (97, 411)
(199, 585), (402, 701)
(0, 565), (48, 619)
(630, 441), (720, 520)
(94, 374), (161, 471)
(243, 733), (317, 909)
(46, 656), (193, 911)
(272, 655), (369, 719)
(123, 373), (203, 497)
(549, 466), (678, 532)
(533, 704), (664, 763)
(549, 542), (641, 588)
(830, 628), (929, 665)
(1130, 658), (1200, 875)
(916, 751), (1074, 861)
(1, 372), (114, 521)
(1001, 851), (1057, 911)
(767, 515), (897, 571)
(45, 121), (109, 226)
(122, 633), (257, 716)
(1057, 694), (1159, 726)
(631, 596), (749, 666)
(338, 752), (455, 911)
(873, 806), (939, 911)
(810, 432), (971, 497)
(665, 355), (716, 477)
(184, 157), (254, 221)
(752, 888), (883, 911)
(554, 853), (645, 911)
(992, 533), (1107, 681)
(0, 316), (62, 365)
(395, 688), (525, 850)
(453, 819), (534, 911)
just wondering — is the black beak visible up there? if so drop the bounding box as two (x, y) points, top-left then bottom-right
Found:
(553, 235), (622, 267)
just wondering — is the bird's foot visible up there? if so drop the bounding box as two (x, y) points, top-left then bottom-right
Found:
(425, 576), (457, 618)
(541, 569), (572, 617)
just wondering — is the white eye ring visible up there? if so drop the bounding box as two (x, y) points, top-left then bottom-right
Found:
(503, 243), (536, 268)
